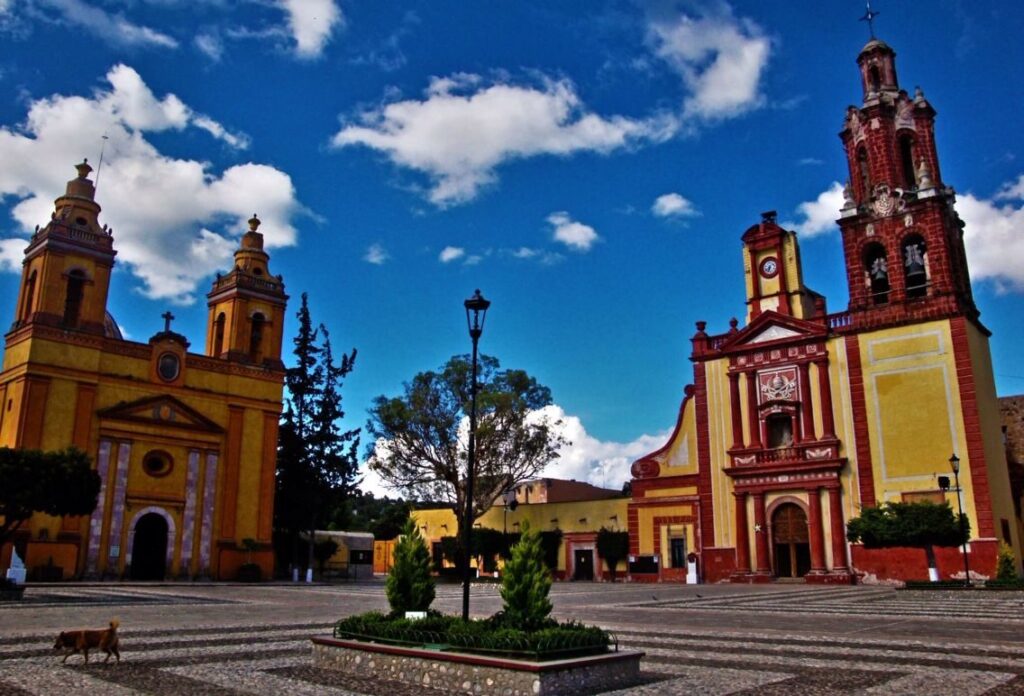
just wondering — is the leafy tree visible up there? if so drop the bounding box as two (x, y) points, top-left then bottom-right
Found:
(331, 491), (411, 540)
(596, 528), (630, 582)
(995, 542), (1018, 581)
(274, 293), (359, 576)
(846, 501), (969, 580)
(366, 354), (566, 559)
(500, 521), (553, 630)
(386, 518), (435, 614)
(0, 447), (100, 549)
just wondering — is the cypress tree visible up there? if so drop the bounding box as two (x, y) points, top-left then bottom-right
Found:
(386, 518), (435, 614)
(500, 520), (552, 630)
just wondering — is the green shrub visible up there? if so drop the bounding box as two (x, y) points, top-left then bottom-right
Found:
(500, 521), (552, 631)
(996, 542), (1018, 581)
(385, 518), (435, 614)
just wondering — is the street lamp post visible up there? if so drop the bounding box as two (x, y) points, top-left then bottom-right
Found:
(949, 453), (971, 586)
(462, 289), (490, 621)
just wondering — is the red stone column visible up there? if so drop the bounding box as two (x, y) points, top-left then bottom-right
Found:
(828, 486), (848, 571)
(816, 359), (836, 439)
(799, 362), (816, 441)
(728, 372), (744, 449)
(734, 492), (750, 573)
(745, 372), (762, 448)
(808, 487), (827, 573)
(752, 492), (770, 573)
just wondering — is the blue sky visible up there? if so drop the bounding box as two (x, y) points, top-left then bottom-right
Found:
(1, 1), (1022, 492)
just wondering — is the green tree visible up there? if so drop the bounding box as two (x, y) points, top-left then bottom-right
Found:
(386, 518), (435, 614)
(274, 293), (359, 577)
(995, 542), (1018, 581)
(500, 521), (552, 630)
(366, 355), (566, 562)
(596, 528), (630, 582)
(0, 447), (100, 549)
(313, 539), (340, 577)
(846, 501), (969, 580)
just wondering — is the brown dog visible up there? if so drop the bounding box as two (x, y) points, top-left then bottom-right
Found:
(53, 619), (120, 664)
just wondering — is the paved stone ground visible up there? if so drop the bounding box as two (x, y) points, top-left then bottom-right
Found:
(1, 580), (1023, 694)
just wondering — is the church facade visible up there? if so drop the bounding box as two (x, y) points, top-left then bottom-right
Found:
(0, 161), (287, 580)
(629, 38), (1023, 583)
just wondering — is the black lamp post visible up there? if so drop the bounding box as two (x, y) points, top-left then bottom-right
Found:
(949, 453), (971, 586)
(462, 289), (490, 621)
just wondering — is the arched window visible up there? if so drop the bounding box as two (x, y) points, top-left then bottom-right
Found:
(899, 135), (916, 189)
(902, 234), (928, 299)
(863, 243), (890, 305)
(249, 312), (265, 362)
(869, 65), (881, 92)
(63, 269), (86, 327)
(212, 312), (226, 357)
(857, 147), (871, 202)
(19, 271), (37, 323)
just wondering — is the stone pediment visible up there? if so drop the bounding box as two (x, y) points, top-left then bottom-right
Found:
(741, 324), (804, 345)
(97, 395), (223, 433)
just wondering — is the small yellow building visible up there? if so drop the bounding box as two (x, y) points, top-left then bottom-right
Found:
(0, 161), (287, 581)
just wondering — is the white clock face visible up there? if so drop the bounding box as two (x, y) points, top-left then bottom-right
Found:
(761, 257), (778, 277)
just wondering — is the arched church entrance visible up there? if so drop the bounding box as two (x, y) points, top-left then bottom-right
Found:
(130, 512), (169, 580)
(771, 503), (811, 578)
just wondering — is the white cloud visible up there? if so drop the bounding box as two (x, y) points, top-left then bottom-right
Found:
(547, 211), (598, 252)
(511, 247), (539, 259)
(36, 0), (178, 49)
(648, 6), (770, 120)
(0, 64), (302, 304)
(332, 75), (675, 206)
(785, 181), (844, 237)
(537, 405), (671, 491)
(959, 184), (1024, 293)
(281, 0), (342, 58)
(652, 192), (699, 218)
(194, 32), (224, 62)
(439, 246), (465, 263)
(364, 242), (389, 265)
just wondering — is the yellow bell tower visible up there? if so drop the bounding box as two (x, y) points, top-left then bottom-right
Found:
(11, 160), (116, 336)
(205, 215), (287, 369)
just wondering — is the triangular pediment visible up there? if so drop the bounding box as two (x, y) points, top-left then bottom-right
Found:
(97, 395), (223, 433)
(718, 311), (826, 352)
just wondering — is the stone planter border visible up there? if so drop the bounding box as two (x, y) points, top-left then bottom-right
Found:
(0, 586), (25, 601)
(311, 636), (644, 695)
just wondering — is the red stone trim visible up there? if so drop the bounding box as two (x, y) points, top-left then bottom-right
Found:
(949, 316), (995, 537)
(310, 637), (644, 672)
(630, 473), (700, 497)
(693, 362), (715, 545)
(844, 334), (876, 507)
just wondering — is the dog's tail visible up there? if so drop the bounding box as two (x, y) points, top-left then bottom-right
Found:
(109, 619), (119, 631)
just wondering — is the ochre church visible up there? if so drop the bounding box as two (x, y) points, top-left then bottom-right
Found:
(0, 161), (287, 580)
(628, 37), (1023, 583)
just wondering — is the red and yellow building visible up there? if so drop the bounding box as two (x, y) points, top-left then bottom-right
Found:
(0, 161), (287, 580)
(630, 38), (1023, 583)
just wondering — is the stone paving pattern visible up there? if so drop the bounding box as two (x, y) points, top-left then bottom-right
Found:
(1, 581), (1023, 694)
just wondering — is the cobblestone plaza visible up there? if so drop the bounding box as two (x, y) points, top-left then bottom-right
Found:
(1, 581), (1023, 694)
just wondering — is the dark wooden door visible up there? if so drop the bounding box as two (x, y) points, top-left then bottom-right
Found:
(573, 550), (594, 581)
(771, 504), (810, 578)
(130, 513), (168, 580)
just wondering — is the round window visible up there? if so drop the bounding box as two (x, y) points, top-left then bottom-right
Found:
(142, 451), (172, 477)
(157, 353), (180, 381)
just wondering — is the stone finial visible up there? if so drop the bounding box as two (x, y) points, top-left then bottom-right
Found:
(842, 180), (856, 208)
(248, 214), (261, 232)
(75, 159), (93, 179)
(914, 86), (925, 103)
(695, 321), (707, 334)
(917, 159), (934, 189)
(728, 317), (739, 333)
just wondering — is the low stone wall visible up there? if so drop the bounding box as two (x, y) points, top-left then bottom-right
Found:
(311, 636), (643, 696)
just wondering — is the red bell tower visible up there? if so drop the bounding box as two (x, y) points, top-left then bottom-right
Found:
(837, 38), (977, 330)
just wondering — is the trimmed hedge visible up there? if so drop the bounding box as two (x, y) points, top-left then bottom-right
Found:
(333, 611), (612, 660)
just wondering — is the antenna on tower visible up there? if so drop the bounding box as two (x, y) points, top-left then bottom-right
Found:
(95, 133), (109, 192)
(860, 0), (880, 39)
